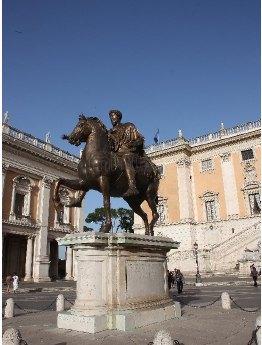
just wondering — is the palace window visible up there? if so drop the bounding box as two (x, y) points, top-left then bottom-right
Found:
(242, 181), (260, 217)
(14, 193), (25, 218)
(205, 200), (217, 221)
(55, 187), (71, 225)
(200, 191), (219, 222)
(248, 193), (261, 215)
(241, 149), (254, 161)
(10, 176), (32, 221)
(157, 165), (164, 177)
(201, 159), (213, 172)
(156, 197), (167, 224)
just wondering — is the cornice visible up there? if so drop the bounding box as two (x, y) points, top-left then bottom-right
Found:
(147, 128), (260, 160)
(3, 134), (78, 172)
(3, 144), (78, 177)
(147, 143), (192, 159)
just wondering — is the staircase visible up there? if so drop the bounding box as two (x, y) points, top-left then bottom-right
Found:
(210, 220), (261, 272)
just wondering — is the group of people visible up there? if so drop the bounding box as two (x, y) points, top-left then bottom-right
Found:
(168, 269), (185, 293)
(5, 273), (19, 293)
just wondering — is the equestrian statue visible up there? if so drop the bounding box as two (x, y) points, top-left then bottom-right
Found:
(53, 110), (160, 235)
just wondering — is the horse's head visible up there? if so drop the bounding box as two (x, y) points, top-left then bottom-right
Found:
(62, 114), (91, 146)
(62, 114), (108, 147)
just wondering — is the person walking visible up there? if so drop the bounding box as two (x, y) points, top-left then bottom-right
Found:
(175, 269), (184, 294)
(5, 274), (12, 293)
(168, 270), (173, 290)
(250, 264), (258, 287)
(12, 273), (19, 293)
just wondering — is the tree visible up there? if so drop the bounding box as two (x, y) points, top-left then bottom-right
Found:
(85, 207), (119, 230)
(117, 208), (134, 233)
(85, 207), (134, 233)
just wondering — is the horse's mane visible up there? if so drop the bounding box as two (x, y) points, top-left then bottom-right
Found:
(88, 116), (108, 133)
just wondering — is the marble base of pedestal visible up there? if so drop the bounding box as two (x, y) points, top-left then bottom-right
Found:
(57, 232), (180, 333)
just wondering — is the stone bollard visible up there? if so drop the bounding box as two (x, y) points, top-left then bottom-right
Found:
(2, 328), (28, 345)
(56, 294), (65, 312)
(221, 292), (231, 310)
(255, 315), (261, 345)
(4, 298), (14, 318)
(153, 330), (173, 345)
(173, 301), (181, 318)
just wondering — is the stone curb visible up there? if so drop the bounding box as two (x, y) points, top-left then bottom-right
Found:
(3, 281), (255, 294)
(3, 287), (76, 294)
(181, 281), (254, 287)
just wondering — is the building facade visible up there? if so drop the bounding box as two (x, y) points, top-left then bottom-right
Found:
(134, 120), (261, 274)
(2, 123), (84, 282)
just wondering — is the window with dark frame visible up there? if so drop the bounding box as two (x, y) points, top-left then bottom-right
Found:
(201, 159), (213, 171)
(205, 200), (216, 221)
(248, 193), (261, 215)
(241, 149), (254, 161)
(157, 165), (164, 176)
(14, 193), (25, 218)
(157, 203), (165, 224)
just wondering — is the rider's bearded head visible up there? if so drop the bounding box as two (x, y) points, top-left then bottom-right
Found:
(109, 109), (122, 125)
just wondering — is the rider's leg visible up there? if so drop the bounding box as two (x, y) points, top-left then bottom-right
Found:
(123, 155), (139, 196)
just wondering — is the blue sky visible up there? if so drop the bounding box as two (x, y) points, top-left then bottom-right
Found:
(3, 0), (260, 218)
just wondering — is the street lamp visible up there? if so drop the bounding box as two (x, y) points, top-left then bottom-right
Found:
(193, 241), (202, 283)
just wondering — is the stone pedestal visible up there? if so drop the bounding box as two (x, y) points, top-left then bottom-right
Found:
(57, 233), (179, 333)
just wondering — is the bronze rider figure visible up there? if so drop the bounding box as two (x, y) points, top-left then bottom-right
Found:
(108, 109), (144, 197)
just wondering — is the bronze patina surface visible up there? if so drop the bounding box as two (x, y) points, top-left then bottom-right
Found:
(53, 110), (160, 235)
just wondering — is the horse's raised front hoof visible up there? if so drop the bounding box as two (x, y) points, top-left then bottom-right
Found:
(99, 224), (111, 233)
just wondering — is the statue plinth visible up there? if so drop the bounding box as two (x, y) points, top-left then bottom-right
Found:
(57, 232), (180, 333)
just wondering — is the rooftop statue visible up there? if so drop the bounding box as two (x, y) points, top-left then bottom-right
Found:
(53, 110), (160, 235)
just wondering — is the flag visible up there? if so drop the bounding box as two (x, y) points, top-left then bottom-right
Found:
(154, 129), (159, 144)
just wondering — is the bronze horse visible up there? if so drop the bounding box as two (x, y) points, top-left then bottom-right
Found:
(53, 115), (160, 235)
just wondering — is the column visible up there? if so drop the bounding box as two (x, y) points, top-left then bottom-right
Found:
(9, 179), (16, 221)
(65, 247), (73, 280)
(220, 152), (239, 218)
(33, 176), (52, 282)
(24, 236), (34, 281)
(54, 242), (59, 280)
(176, 157), (194, 222)
(73, 249), (78, 281)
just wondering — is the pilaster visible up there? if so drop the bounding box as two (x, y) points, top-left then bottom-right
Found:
(220, 152), (239, 218)
(2, 163), (9, 196)
(176, 157), (194, 222)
